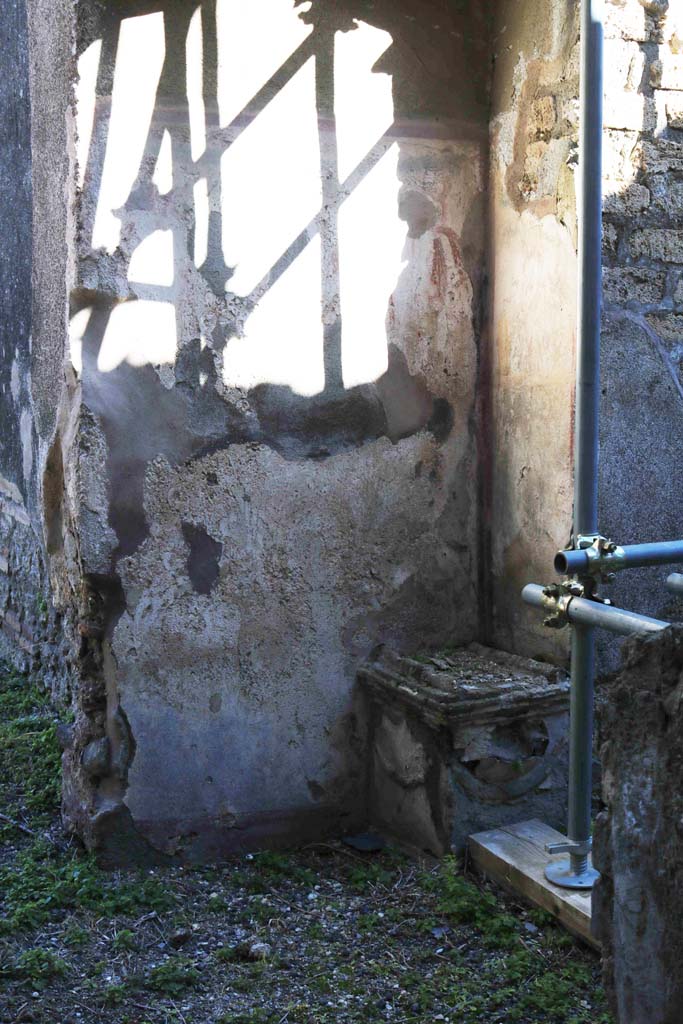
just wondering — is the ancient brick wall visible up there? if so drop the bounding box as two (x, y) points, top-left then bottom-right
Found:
(599, 0), (683, 668)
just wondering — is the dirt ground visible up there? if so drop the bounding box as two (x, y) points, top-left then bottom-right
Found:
(0, 666), (611, 1024)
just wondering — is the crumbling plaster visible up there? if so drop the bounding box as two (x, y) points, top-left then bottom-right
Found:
(47, 0), (495, 860)
(12, 0), (682, 861)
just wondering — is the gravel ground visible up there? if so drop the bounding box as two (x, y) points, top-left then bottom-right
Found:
(0, 667), (611, 1024)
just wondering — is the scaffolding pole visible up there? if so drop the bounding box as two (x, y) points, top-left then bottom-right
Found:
(549, 0), (604, 890)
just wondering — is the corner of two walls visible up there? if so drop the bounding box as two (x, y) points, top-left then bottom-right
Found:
(25, 0), (494, 861)
(486, 0), (580, 665)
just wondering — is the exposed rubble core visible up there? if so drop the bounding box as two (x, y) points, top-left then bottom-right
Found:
(599, 0), (683, 669)
(593, 625), (683, 1024)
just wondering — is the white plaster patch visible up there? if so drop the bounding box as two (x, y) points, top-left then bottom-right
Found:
(0, 474), (24, 505)
(10, 357), (20, 402)
(490, 52), (527, 172)
(20, 409), (33, 485)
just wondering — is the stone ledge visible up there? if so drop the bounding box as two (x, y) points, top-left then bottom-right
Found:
(358, 645), (570, 854)
(358, 643), (569, 731)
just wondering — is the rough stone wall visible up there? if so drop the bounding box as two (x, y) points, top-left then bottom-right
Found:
(0, 1), (67, 689)
(55, 0), (493, 861)
(599, 0), (683, 670)
(593, 625), (683, 1024)
(487, 0), (580, 661)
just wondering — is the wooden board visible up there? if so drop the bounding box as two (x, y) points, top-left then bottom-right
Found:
(467, 819), (598, 949)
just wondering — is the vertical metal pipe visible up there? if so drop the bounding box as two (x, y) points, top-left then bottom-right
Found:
(548, 0), (603, 889)
(574, 0), (604, 538)
(567, 628), (594, 876)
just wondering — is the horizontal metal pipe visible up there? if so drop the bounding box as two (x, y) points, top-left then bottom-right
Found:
(667, 573), (683, 595)
(523, 583), (669, 637)
(555, 539), (683, 576)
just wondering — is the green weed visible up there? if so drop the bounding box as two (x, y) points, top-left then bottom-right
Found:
(11, 947), (69, 987)
(145, 957), (200, 996)
(0, 840), (175, 934)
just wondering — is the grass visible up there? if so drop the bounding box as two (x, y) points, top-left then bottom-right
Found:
(0, 668), (61, 832)
(0, 663), (613, 1023)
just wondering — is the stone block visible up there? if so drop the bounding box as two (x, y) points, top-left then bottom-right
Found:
(651, 55), (683, 90)
(640, 137), (683, 176)
(604, 1), (656, 43)
(603, 222), (619, 258)
(645, 312), (683, 341)
(674, 276), (683, 305)
(603, 92), (656, 132)
(593, 627), (683, 1023)
(603, 182), (650, 218)
(603, 266), (665, 305)
(665, 95), (683, 129)
(359, 644), (570, 854)
(649, 175), (683, 218)
(630, 228), (683, 262)
(602, 129), (641, 183)
(603, 38), (646, 93)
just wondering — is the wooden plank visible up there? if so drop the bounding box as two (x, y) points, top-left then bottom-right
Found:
(468, 819), (598, 949)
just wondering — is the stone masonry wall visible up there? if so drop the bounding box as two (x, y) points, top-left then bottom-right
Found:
(599, 0), (683, 670)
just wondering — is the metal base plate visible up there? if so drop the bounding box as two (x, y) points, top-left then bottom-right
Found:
(545, 858), (599, 890)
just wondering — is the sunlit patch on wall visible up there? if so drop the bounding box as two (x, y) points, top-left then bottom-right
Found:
(338, 143), (405, 389)
(216, 0), (312, 129)
(127, 229), (175, 287)
(186, 5), (206, 162)
(68, 306), (93, 376)
(76, 39), (102, 189)
(193, 179), (210, 269)
(222, 237), (324, 397)
(220, 57), (321, 297)
(97, 300), (177, 372)
(91, 13), (166, 252)
(334, 22), (393, 181)
(152, 130), (173, 196)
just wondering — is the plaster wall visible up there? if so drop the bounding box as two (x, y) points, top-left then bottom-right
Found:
(59, 0), (492, 860)
(487, 0), (580, 661)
